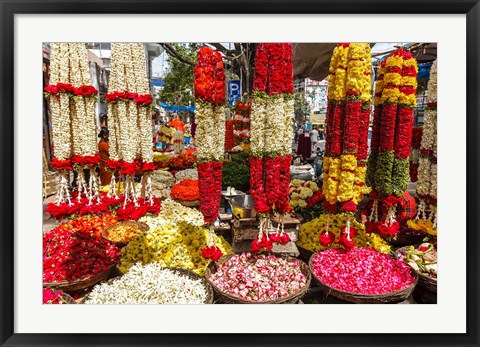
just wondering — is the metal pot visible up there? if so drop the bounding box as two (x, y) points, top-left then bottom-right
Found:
(229, 195), (257, 219)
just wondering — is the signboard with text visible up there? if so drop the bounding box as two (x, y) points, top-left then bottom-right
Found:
(227, 80), (242, 105)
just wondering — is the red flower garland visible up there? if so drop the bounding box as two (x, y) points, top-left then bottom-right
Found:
(197, 161), (223, 223)
(249, 157), (269, 214)
(194, 47), (225, 105)
(71, 154), (101, 167)
(104, 91), (153, 107)
(50, 157), (73, 171)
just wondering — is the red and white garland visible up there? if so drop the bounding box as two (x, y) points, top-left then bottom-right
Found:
(194, 46), (227, 260)
(105, 43), (155, 208)
(233, 101), (251, 145)
(249, 43), (295, 251)
(45, 43), (100, 207)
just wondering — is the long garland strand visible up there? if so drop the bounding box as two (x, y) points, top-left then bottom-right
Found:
(194, 47), (226, 261)
(249, 43), (294, 251)
(407, 59), (437, 235)
(44, 43), (100, 208)
(368, 49), (418, 237)
(319, 43), (372, 249)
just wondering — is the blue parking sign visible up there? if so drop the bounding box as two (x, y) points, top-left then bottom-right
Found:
(227, 80), (242, 105)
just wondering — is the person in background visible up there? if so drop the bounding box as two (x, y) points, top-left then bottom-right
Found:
(296, 125), (304, 143)
(98, 127), (112, 186)
(296, 128), (312, 161)
(310, 126), (319, 149)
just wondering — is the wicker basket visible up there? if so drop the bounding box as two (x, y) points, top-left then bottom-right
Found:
(395, 246), (437, 293)
(205, 253), (311, 304)
(174, 199), (200, 207)
(102, 221), (150, 247)
(43, 264), (116, 294)
(80, 267), (214, 304)
(60, 292), (77, 304)
(308, 253), (418, 304)
(297, 246), (314, 263)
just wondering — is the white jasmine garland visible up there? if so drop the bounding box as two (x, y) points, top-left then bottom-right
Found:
(107, 103), (120, 161)
(250, 95), (267, 156)
(427, 60), (437, 103)
(264, 95), (285, 155)
(195, 101), (224, 161)
(282, 96), (295, 156)
(416, 157), (432, 196)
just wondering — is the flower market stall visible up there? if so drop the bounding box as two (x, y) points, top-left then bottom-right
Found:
(42, 41), (437, 305)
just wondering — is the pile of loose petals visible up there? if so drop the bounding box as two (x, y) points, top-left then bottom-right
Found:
(43, 229), (121, 283)
(311, 248), (415, 294)
(43, 288), (68, 304)
(170, 179), (200, 201)
(53, 214), (118, 239)
(208, 253), (307, 302)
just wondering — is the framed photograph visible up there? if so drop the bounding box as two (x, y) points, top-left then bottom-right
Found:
(1, 0), (479, 346)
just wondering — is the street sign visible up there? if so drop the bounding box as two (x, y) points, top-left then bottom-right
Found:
(227, 80), (242, 105)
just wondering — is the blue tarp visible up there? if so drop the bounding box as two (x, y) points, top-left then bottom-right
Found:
(160, 102), (195, 113)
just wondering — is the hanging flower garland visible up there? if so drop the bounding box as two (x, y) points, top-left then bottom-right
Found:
(249, 43), (294, 251)
(105, 43), (155, 210)
(194, 46), (226, 260)
(44, 43), (101, 212)
(319, 43), (372, 249)
(407, 59), (437, 235)
(233, 100), (251, 145)
(367, 49), (418, 237)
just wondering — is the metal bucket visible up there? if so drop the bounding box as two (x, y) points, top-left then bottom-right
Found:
(229, 195), (257, 219)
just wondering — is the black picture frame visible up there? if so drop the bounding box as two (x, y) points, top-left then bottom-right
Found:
(1, 1), (479, 346)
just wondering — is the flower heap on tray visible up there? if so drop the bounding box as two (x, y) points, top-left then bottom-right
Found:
(43, 228), (120, 283)
(249, 43), (295, 251)
(119, 199), (233, 276)
(45, 43), (101, 213)
(193, 46), (227, 260)
(396, 243), (437, 280)
(297, 214), (391, 254)
(366, 49), (419, 237)
(53, 214), (118, 239)
(319, 43), (373, 249)
(208, 253), (308, 302)
(170, 179), (200, 202)
(407, 59), (437, 236)
(311, 248), (415, 295)
(43, 288), (73, 304)
(85, 263), (210, 304)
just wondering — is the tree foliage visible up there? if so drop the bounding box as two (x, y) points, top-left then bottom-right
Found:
(294, 92), (311, 124)
(159, 43), (199, 107)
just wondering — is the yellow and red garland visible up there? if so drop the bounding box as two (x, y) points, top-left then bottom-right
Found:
(366, 49), (418, 237)
(320, 43), (373, 249)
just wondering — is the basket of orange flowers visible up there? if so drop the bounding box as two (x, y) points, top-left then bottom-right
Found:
(170, 179), (200, 207)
